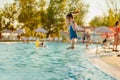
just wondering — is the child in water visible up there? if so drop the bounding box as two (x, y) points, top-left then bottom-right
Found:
(36, 39), (47, 47)
(66, 11), (84, 49)
(40, 41), (46, 47)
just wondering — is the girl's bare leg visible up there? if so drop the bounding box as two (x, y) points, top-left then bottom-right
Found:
(67, 38), (77, 49)
(71, 38), (77, 48)
(113, 42), (115, 50)
(113, 38), (116, 51)
(115, 39), (118, 51)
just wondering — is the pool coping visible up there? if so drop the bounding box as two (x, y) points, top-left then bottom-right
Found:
(85, 48), (120, 80)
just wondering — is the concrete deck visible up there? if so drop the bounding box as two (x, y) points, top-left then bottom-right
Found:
(85, 48), (120, 80)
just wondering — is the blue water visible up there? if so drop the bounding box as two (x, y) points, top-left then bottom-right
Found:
(0, 42), (115, 80)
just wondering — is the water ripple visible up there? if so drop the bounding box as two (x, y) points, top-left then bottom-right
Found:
(0, 42), (115, 80)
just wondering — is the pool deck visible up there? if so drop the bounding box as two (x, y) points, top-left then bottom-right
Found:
(85, 47), (120, 80)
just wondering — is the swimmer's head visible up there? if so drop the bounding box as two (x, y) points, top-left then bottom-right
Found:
(115, 21), (120, 26)
(66, 11), (79, 24)
(41, 42), (43, 45)
(66, 13), (73, 20)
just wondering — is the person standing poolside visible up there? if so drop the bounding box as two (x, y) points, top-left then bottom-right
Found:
(86, 32), (91, 49)
(66, 11), (84, 49)
(86, 32), (91, 43)
(82, 32), (86, 43)
(113, 21), (120, 52)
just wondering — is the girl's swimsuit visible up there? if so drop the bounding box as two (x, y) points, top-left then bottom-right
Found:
(69, 25), (77, 40)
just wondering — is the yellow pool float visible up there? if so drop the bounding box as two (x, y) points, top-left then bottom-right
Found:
(36, 39), (39, 47)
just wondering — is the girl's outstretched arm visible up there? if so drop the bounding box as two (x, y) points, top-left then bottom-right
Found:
(72, 22), (85, 32)
(71, 22), (77, 31)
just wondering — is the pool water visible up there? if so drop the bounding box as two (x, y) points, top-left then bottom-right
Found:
(0, 42), (115, 80)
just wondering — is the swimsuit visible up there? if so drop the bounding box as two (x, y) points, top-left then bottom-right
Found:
(69, 25), (77, 40)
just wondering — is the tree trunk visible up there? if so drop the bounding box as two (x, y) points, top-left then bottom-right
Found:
(46, 32), (50, 38)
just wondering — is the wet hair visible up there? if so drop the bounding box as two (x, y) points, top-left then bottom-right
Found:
(106, 35), (109, 38)
(115, 21), (119, 26)
(66, 11), (79, 19)
(41, 42), (43, 45)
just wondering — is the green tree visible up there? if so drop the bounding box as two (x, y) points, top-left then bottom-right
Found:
(89, 0), (120, 27)
(66, 0), (88, 25)
(0, 3), (19, 31)
(89, 16), (109, 27)
(15, 0), (40, 36)
(40, 0), (67, 38)
(106, 0), (120, 26)
(89, 17), (102, 27)
(0, 9), (3, 31)
(40, 0), (88, 38)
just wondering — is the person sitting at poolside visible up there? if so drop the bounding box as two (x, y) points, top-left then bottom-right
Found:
(103, 35), (108, 46)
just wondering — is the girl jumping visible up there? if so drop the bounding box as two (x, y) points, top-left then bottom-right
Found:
(66, 11), (84, 49)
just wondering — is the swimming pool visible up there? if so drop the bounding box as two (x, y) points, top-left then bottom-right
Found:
(0, 42), (115, 80)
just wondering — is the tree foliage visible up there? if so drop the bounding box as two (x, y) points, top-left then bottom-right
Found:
(0, 3), (19, 31)
(15, 0), (39, 30)
(40, 0), (67, 37)
(89, 0), (120, 27)
(0, 0), (88, 37)
(66, 0), (88, 25)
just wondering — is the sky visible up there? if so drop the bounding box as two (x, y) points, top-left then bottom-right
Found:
(0, 0), (109, 25)
(84, 0), (108, 25)
(0, 0), (14, 8)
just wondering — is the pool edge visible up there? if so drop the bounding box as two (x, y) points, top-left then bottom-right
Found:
(85, 49), (120, 80)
